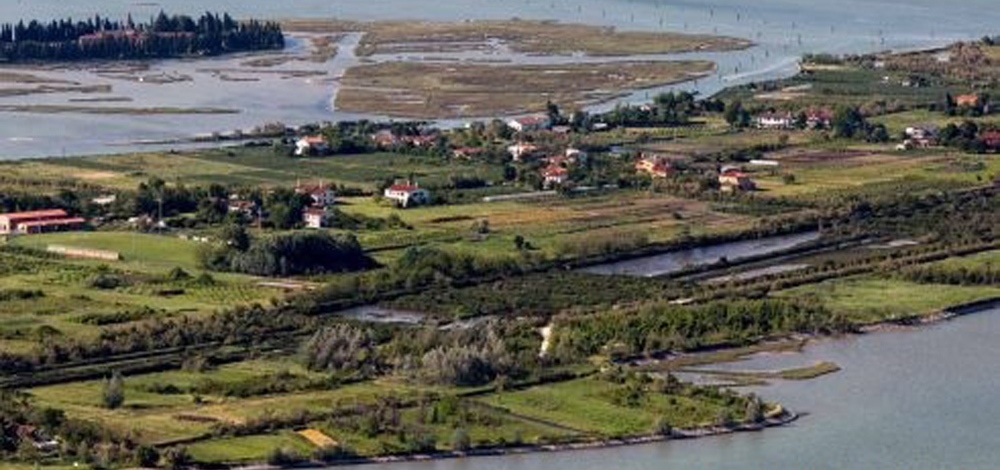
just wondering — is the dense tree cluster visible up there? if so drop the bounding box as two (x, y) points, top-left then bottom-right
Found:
(831, 106), (889, 142)
(0, 12), (283, 62)
(204, 230), (376, 277)
(549, 299), (844, 360)
(938, 121), (1000, 153)
(603, 91), (712, 127)
(302, 325), (376, 374)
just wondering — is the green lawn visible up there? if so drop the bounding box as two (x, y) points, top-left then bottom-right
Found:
(778, 275), (1000, 323)
(12, 231), (202, 272)
(477, 377), (734, 436)
(188, 432), (314, 463)
(315, 405), (573, 457)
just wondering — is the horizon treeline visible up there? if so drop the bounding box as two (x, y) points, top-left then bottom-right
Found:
(0, 11), (284, 62)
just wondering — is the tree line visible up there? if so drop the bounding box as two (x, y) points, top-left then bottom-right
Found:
(0, 12), (283, 62)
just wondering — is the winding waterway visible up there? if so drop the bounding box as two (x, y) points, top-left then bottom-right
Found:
(334, 306), (1000, 469)
(0, 0), (997, 157)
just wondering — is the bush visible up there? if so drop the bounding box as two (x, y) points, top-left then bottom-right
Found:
(451, 428), (471, 452)
(102, 371), (125, 409)
(312, 444), (358, 462)
(87, 273), (126, 290)
(267, 447), (304, 466)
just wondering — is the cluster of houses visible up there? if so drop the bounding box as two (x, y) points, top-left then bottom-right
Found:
(0, 209), (85, 236)
(898, 125), (939, 150)
(633, 154), (757, 192)
(296, 181), (338, 229)
(537, 148), (588, 188)
(718, 166), (757, 192)
(755, 108), (833, 130)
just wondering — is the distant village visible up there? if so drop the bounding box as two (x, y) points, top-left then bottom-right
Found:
(2, 84), (997, 240)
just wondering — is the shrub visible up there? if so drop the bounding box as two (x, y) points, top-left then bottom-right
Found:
(102, 371), (125, 409)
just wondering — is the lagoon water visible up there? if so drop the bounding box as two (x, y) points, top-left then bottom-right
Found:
(582, 231), (820, 277)
(337, 306), (1000, 469)
(0, 0), (997, 157)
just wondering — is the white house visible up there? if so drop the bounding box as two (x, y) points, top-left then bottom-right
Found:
(302, 208), (329, 229)
(507, 115), (551, 133)
(384, 182), (431, 208)
(564, 147), (588, 163)
(756, 111), (795, 129)
(542, 165), (569, 188)
(295, 135), (327, 156)
(295, 182), (336, 208)
(507, 142), (540, 161)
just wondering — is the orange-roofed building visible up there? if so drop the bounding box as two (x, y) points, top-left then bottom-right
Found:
(0, 209), (85, 235)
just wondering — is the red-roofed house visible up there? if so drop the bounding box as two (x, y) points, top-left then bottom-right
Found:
(719, 169), (756, 192)
(295, 135), (328, 156)
(302, 207), (330, 229)
(955, 94), (981, 108)
(805, 108), (833, 129)
(384, 182), (431, 208)
(635, 156), (674, 179)
(542, 165), (569, 188)
(0, 209), (85, 235)
(981, 130), (1000, 151)
(295, 182), (336, 208)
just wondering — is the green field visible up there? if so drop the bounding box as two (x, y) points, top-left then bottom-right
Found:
(478, 377), (736, 435)
(12, 231), (203, 272)
(29, 366), (417, 445)
(187, 432), (315, 463)
(0, 233), (282, 352)
(0, 147), (503, 192)
(779, 275), (1000, 323)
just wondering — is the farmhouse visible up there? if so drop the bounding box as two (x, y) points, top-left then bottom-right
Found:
(955, 94), (981, 108)
(542, 165), (569, 188)
(805, 108), (833, 129)
(507, 142), (540, 161)
(756, 111), (795, 129)
(227, 198), (258, 216)
(295, 135), (328, 156)
(0, 209), (85, 235)
(295, 182), (336, 208)
(302, 208), (329, 229)
(384, 182), (431, 208)
(719, 169), (756, 192)
(507, 115), (552, 133)
(635, 155), (674, 178)
(902, 126), (939, 149)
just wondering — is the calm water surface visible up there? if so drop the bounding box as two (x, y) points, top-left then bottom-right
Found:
(582, 231), (820, 277)
(337, 306), (1000, 469)
(0, 0), (997, 157)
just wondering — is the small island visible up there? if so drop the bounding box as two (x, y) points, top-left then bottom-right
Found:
(0, 12), (284, 63)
